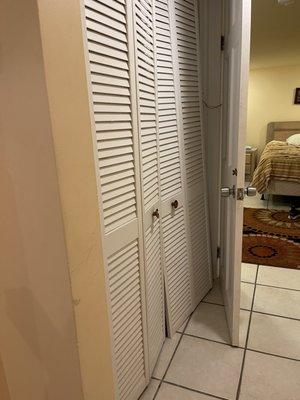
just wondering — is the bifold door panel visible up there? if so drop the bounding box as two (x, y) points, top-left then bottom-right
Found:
(171, 0), (212, 307)
(155, 0), (193, 336)
(83, 1), (148, 399)
(133, 0), (166, 374)
(162, 205), (192, 333)
(82, 0), (212, 398)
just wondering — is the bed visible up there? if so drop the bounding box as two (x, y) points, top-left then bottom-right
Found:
(251, 121), (300, 196)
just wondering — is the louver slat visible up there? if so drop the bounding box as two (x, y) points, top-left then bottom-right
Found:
(85, 0), (137, 233)
(155, 0), (182, 200)
(144, 219), (164, 371)
(162, 207), (192, 328)
(174, 0), (203, 188)
(108, 240), (145, 400)
(135, 0), (159, 211)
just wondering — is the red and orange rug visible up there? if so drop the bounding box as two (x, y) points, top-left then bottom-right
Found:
(243, 208), (300, 270)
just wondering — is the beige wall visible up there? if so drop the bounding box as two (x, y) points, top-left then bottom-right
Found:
(0, 1), (83, 399)
(0, 357), (10, 400)
(0, 1), (114, 399)
(247, 64), (300, 155)
(37, 1), (114, 399)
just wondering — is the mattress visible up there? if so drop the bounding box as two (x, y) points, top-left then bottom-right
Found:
(252, 140), (300, 193)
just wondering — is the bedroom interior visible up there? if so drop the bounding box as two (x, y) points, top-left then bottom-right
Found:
(242, 0), (300, 270)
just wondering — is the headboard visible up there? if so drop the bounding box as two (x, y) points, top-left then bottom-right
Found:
(267, 121), (300, 143)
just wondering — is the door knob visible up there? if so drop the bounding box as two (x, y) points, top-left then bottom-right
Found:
(244, 186), (256, 197)
(221, 186), (235, 198)
(152, 209), (159, 219)
(236, 186), (257, 200)
(171, 200), (179, 209)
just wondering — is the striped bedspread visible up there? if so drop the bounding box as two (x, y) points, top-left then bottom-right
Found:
(252, 140), (300, 193)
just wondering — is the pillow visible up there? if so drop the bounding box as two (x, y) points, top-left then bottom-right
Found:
(286, 133), (300, 146)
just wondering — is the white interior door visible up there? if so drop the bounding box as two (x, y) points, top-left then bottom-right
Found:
(220, 0), (251, 346)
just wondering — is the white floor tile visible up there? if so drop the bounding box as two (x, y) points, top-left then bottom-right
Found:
(156, 382), (214, 400)
(241, 263), (257, 283)
(165, 336), (244, 400)
(185, 303), (229, 343)
(240, 282), (255, 310)
(248, 312), (300, 360)
(239, 351), (300, 400)
(254, 285), (300, 319)
(185, 302), (250, 347)
(202, 279), (223, 305)
(139, 379), (160, 400)
(258, 265), (300, 291)
(152, 334), (181, 379)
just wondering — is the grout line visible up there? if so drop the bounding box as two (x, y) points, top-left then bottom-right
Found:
(202, 300), (224, 307)
(152, 313), (193, 400)
(182, 331), (300, 364)
(255, 282), (300, 293)
(151, 377), (160, 381)
(162, 380), (230, 400)
(252, 310), (300, 322)
(246, 348), (300, 363)
(187, 300), (249, 313)
(235, 265), (259, 400)
(182, 332), (245, 349)
(240, 307), (250, 312)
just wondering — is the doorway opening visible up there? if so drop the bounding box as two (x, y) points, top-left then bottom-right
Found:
(243, 0), (300, 271)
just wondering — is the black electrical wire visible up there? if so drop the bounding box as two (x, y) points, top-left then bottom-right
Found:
(202, 99), (222, 109)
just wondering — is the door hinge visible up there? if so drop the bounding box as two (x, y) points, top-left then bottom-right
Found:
(217, 246), (221, 258)
(221, 35), (225, 51)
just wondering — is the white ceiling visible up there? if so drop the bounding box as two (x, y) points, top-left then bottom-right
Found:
(251, 0), (300, 69)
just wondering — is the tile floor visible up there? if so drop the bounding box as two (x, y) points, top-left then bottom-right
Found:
(140, 264), (300, 400)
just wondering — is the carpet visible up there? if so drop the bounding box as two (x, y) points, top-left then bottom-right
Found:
(243, 208), (300, 270)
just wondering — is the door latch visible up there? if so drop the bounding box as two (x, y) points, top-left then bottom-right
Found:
(220, 185), (236, 198)
(236, 186), (257, 200)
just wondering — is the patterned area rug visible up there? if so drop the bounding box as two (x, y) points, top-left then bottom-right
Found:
(243, 208), (300, 270)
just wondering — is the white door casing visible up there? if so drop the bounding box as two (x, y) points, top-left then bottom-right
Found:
(220, 0), (251, 346)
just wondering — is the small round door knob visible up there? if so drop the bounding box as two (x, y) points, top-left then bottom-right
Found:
(152, 209), (159, 219)
(171, 200), (179, 209)
(245, 186), (257, 197)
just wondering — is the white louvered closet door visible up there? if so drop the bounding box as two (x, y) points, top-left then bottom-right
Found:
(82, 1), (149, 399)
(170, 0), (212, 306)
(155, 0), (193, 336)
(133, 0), (166, 373)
